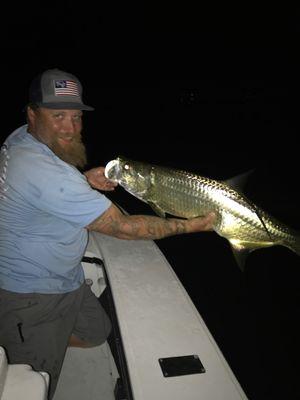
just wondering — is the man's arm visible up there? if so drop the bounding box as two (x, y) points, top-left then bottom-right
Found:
(86, 204), (215, 240)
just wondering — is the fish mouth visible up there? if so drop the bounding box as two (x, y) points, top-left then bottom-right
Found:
(104, 159), (120, 183)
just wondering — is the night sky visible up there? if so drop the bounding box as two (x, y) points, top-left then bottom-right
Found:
(2, 4), (300, 399)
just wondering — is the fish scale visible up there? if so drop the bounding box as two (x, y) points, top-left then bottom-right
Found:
(105, 157), (300, 269)
(153, 169), (213, 218)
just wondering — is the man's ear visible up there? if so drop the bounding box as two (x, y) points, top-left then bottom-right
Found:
(27, 106), (37, 126)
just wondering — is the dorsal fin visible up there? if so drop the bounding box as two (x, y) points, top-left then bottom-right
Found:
(223, 169), (255, 192)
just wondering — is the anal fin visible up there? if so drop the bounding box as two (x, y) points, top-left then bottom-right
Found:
(229, 240), (260, 272)
(230, 245), (251, 272)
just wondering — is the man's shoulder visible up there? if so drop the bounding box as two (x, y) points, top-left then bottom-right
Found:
(9, 140), (54, 170)
(4, 125), (28, 146)
(5, 126), (43, 160)
(7, 140), (70, 185)
(6, 128), (58, 168)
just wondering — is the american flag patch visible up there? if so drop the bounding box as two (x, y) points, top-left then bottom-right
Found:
(54, 80), (80, 97)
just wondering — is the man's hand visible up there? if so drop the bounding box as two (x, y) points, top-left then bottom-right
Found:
(84, 167), (118, 191)
(188, 212), (216, 232)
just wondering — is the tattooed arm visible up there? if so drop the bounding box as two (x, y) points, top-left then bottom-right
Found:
(86, 204), (215, 240)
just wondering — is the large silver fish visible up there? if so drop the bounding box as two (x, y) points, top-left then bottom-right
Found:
(105, 157), (300, 269)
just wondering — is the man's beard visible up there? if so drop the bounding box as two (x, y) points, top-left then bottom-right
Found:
(50, 136), (87, 169)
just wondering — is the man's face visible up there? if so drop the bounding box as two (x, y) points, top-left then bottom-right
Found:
(28, 107), (87, 169)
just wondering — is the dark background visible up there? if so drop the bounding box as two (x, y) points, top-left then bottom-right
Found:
(1, 3), (300, 399)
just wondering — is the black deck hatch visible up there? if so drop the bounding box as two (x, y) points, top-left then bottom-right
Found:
(158, 355), (206, 377)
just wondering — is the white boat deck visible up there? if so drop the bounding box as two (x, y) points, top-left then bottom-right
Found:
(53, 344), (117, 400)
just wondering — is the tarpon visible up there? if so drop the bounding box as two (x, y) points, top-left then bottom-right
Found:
(105, 157), (300, 269)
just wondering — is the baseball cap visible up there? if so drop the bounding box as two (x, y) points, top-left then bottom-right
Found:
(28, 68), (94, 111)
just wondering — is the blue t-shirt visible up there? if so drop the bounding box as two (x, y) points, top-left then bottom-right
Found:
(0, 125), (111, 293)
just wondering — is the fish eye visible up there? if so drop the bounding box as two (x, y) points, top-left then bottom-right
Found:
(124, 164), (130, 170)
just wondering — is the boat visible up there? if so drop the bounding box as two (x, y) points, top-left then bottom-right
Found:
(0, 230), (248, 400)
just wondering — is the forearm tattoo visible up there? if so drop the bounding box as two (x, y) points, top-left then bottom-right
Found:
(89, 214), (188, 240)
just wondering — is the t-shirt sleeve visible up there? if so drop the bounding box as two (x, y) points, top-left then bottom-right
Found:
(11, 152), (112, 228)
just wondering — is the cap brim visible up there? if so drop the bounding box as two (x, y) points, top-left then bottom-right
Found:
(37, 102), (94, 111)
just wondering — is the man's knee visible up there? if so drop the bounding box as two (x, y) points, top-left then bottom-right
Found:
(68, 334), (98, 348)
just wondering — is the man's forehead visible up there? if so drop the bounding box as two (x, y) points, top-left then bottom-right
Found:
(40, 108), (83, 115)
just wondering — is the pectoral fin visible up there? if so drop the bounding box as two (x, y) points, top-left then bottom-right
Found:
(148, 202), (166, 218)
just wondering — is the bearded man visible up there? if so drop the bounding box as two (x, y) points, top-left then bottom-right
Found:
(0, 69), (215, 399)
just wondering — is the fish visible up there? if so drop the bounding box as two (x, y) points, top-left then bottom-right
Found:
(104, 156), (300, 270)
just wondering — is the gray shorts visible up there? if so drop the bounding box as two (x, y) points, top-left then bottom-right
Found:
(0, 283), (112, 399)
